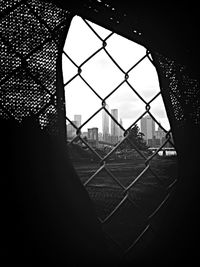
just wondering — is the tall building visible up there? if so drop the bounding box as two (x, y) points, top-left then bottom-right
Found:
(87, 127), (99, 148)
(102, 105), (110, 142)
(74, 114), (82, 128)
(98, 132), (103, 141)
(111, 109), (119, 144)
(119, 118), (124, 141)
(140, 115), (155, 146)
(88, 127), (99, 141)
(154, 125), (169, 147)
(155, 125), (165, 140)
(67, 121), (76, 138)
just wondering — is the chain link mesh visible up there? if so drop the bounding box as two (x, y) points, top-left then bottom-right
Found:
(63, 16), (177, 256)
(0, 0), (72, 134)
(0, 0), (181, 261)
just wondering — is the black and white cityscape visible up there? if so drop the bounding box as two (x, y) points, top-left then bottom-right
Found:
(67, 107), (173, 149)
(2, 1), (198, 265)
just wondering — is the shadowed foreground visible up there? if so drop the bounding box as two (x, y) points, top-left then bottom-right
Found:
(0, 118), (110, 265)
(0, 118), (199, 265)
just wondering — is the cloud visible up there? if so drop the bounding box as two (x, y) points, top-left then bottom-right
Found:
(63, 16), (171, 132)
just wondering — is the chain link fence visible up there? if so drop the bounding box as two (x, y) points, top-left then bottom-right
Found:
(0, 0), (179, 261)
(63, 16), (178, 257)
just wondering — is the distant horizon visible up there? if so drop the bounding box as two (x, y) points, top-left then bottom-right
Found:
(66, 111), (165, 135)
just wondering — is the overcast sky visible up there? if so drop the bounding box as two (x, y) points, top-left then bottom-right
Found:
(62, 16), (170, 133)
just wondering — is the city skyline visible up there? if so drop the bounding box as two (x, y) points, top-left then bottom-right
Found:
(67, 109), (164, 136)
(67, 109), (124, 137)
(67, 112), (167, 148)
(67, 112), (166, 134)
(67, 111), (164, 137)
(63, 16), (171, 134)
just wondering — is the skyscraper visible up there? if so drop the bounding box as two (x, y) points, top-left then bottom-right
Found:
(119, 118), (124, 141)
(67, 121), (76, 138)
(140, 115), (155, 146)
(88, 127), (99, 141)
(111, 109), (119, 144)
(87, 127), (99, 148)
(155, 125), (166, 146)
(74, 114), (82, 128)
(155, 125), (165, 140)
(102, 105), (110, 142)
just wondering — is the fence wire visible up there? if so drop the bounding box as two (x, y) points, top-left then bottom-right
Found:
(63, 16), (177, 256)
(0, 0), (178, 259)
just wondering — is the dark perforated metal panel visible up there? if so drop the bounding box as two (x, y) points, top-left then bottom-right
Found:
(153, 54), (200, 128)
(0, 0), (72, 135)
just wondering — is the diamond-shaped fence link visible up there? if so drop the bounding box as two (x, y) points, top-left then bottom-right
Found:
(63, 17), (177, 255)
